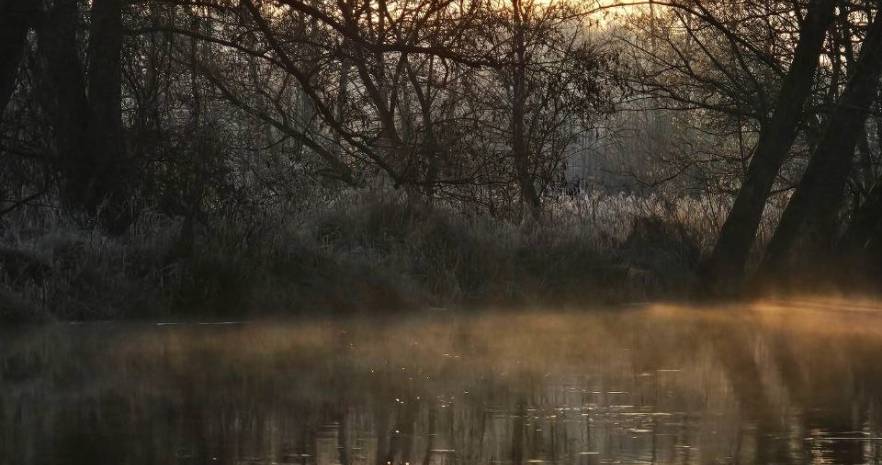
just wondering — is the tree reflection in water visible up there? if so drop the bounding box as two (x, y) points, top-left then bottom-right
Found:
(2, 301), (882, 465)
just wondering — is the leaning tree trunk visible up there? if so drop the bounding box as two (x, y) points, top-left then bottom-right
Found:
(0, 0), (35, 120)
(759, 10), (882, 279)
(702, 0), (835, 295)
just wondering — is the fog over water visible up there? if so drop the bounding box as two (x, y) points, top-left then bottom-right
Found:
(3, 301), (882, 465)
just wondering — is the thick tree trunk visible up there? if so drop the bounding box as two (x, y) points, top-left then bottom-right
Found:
(0, 0), (35, 120)
(511, 0), (540, 221)
(702, 0), (835, 295)
(39, 0), (92, 209)
(88, 0), (131, 234)
(37, 0), (131, 233)
(759, 11), (882, 278)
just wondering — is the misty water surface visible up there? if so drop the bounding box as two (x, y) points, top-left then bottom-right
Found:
(2, 301), (882, 465)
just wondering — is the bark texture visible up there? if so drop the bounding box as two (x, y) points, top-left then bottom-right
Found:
(702, 0), (836, 294)
(760, 10), (882, 277)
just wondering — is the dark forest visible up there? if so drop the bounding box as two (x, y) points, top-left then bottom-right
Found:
(1, 0), (880, 321)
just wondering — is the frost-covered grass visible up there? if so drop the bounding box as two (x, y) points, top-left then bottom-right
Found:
(0, 191), (714, 322)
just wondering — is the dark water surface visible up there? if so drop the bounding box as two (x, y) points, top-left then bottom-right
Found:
(3, 301), (882, 465)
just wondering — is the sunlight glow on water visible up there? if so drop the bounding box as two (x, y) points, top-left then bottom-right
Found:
(2, 300), (882, 464)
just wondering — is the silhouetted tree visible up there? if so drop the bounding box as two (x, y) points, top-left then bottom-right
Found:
(761, 8), (882, 279)
(703, 0), (836, 294)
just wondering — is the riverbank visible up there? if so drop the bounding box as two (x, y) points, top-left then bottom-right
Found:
(0, 193), (706, 323)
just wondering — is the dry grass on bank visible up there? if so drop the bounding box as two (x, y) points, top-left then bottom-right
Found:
(0, 193), (708, 322)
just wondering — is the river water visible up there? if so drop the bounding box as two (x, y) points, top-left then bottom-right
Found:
(2, 301), (882, 465)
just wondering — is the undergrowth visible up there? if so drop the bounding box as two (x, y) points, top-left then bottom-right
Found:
(0, 193), (706, 322)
